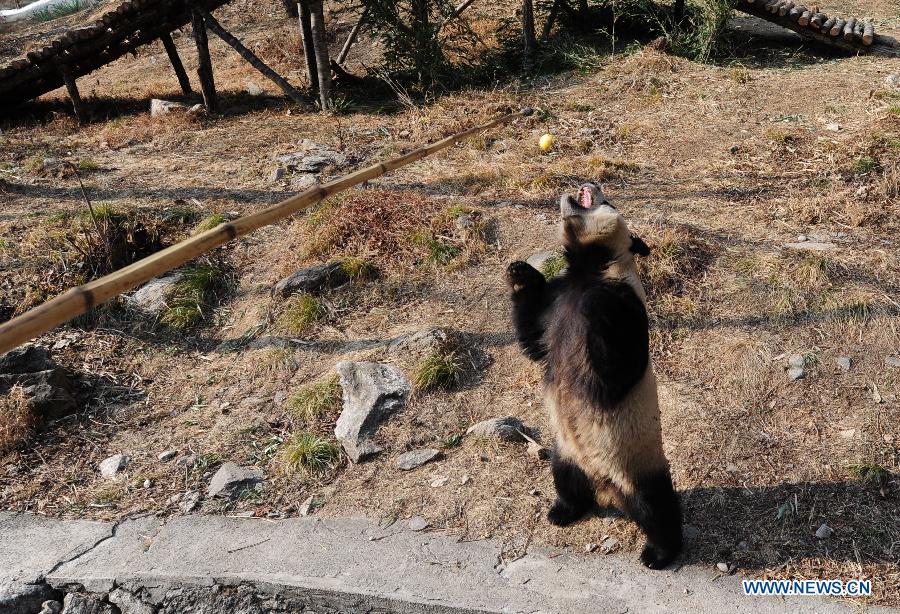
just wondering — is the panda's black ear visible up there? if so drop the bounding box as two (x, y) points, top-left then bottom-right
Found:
(630, 235), (651, 257)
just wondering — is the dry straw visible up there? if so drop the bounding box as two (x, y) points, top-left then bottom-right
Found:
(0, 108), (532, 354)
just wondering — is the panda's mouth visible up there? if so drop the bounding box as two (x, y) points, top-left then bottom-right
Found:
(578, 185), (594, 209)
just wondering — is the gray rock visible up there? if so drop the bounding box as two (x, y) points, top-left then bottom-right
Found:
(273, 262), (349, 297)
(716, 562), (729, 573)
(290, 175), (319, 191)
(0, 345), (56, 374)
(0, 582), (57, 613)
(466, 416), (534, 443)
(150, 99), (186, 117)
(21, 379), (76, 419)
(408, 516), (429, 531)
(836, 356), (851, 372)
(387, 327), (453, 355)
(158, 450), (177, 462)
(127, 275), (181, 315)
(455, 214), (475, 230)
(395, 448), (440, 471)
(0, 345), (75, 419)
(815, 523), (833, 539)
(334, 361), (410, 463)
(600, 537), (619, 553)
(268, 167), (285, 183)
(585, 543), (598, 553)
(430, 476), (449, 488)
(299, 496), (318, 516)
(179, 490), (201, 513)
(108, 587), (155, 614)
(788, 354), (805, 369)
(40, 600), (63, 614)
(526, 250), (556, 271)
(175, 454), (197, 468)
(886, 356), (900, 368)
(787, 367), (805, 381)
(61, 593), (116, 614)
(207, 463), (263, 499)
(99, 454), (128, 480)
(187, 103), (205, 115)
(276, 140), (346, 174)
(245, 82), (264, 96)
(783, 242), (836, 251)
(885, 73), (900, 88)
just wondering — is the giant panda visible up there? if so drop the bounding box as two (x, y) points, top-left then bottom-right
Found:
(506, 182), (682, 569)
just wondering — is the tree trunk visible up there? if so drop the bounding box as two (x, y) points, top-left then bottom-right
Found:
(191, 9), (217, 112)
(280, 0), (298, 18)
(522, 0), (537, 61)
(308, 0), (331, 110)
(298, 1), (319, 90)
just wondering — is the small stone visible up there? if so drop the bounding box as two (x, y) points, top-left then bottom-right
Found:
(246, 81), (264, 96)
(187, 103), (204, 115)
(39, 600), (63, 614)
(175, 454), (197, 468)
(460, 474), (471, 485)
(529, 488), (540, 496)
(836, 356), (851, 372)
(167, 493), (182, 505)
(884, 73), (900, 88)
(127, 275), (182, 315)
(408, 515), (429, 531)
(150, 98), (186, 117)
(787, 367), (805, 381)
(824, 123), (840, 132)
(729, 145), (739, 155)
(797, 234), (808, 242)
(585, 543), (598, 553)
(839, 428), (856, 439)
(455, 214), (475, 230)
(815, 523), (833, 539)
(299, 495), (317, 516)
(527, 441), (549, 460)
(716, 562), (729, 573)
(179, 490), (201, 513)
(99, 454), (128, 480)
(396, 448), (441, 471)
(886, 357), (900, 368)
(398, 129), (411, 139)
(158, 450), (177, 462)
(269, 167), (285, 183)
(143, 479), (152, 489)
(725, 463), (739, 473)
(600, 537), (619, 553)
(430, 476), (449, 488)
(788, 354), (805, 368)
(274, 262), (350, 297)
(207, 462), (264, 498)
(466, 416), (535, 443)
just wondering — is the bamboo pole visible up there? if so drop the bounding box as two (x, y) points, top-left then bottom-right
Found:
(0, 108), (533, 355)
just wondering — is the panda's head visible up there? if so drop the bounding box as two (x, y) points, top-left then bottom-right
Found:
(558, 182), (650, 273)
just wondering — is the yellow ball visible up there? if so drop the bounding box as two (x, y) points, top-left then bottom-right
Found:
(539, 133), (554, 152)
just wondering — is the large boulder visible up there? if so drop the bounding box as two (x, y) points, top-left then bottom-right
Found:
(273, 262), (349, 297)
(334, 362), (410, 462)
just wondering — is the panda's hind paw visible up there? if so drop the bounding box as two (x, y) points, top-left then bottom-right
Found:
(547, 499), (586, 526)
(639, 543), (679, 570)
(506, 261), (544, 291)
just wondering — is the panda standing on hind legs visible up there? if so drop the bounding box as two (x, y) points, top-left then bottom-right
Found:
(506, 182), (683, 569)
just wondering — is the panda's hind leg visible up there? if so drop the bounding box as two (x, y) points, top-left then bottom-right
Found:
(547, 450), (595, 526)
(622, 470), (683, 569)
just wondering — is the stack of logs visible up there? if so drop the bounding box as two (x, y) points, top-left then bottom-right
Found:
(747, 0), (876, 45)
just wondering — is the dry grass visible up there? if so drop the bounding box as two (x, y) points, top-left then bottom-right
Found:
(0, 387), (37, 455)
(286, 376), (342, 428)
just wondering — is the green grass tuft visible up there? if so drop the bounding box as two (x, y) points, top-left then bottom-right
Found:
(193, 213), (230, 235)
(541, 253), (567, 280)
(413, 350), (462, 391)
(853, 156), (881, 174)
(77, 159), (100, 171)
(282, 431), (340, 475)
(76, 203), (117, 223)
(411, 230), (460, 265)
(159, 264), (221, 329)
(279, 294), (325, 334)
(339, 257), (378, 281)
(847, 462), (889, 483)
(32, 0), (85, 21)
(287, 376), (342, 427)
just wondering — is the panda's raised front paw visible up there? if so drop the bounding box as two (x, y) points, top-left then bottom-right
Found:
(506, 261), (544, 291)
(639, 543), (679, 570)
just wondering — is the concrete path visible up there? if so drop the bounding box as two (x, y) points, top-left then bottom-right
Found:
(0, 511), (890, 613)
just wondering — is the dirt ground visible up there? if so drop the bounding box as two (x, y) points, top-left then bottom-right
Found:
(1, 0), (900, 608)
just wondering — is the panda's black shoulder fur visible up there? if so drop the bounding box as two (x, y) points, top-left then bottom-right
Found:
(542, 242), (649, 410)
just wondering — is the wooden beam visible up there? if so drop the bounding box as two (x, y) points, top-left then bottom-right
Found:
(60, 67), (87, 123)
(336, 5), (369, 65)
(198, 8), (306, 106)
(160, 32), (193, 96)
(190, 8), (217, 112)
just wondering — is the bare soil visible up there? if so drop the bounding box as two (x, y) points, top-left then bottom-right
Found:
(1, 0), (899, 607)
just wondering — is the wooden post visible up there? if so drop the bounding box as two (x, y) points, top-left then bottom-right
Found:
(522, 0), (537, 62)
(60, 67), (87, 123)
(191, 8), (217, 112)
(336, 5), (369, 65)
(160, 32), (193, 96)
(298, 1), (319, 90)
(198, 8), (306, 106)
(308, 0), (331, 110)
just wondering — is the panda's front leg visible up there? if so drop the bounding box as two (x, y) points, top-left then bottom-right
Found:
(506, 261), (550, 361)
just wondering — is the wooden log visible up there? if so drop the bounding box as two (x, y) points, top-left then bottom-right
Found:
(0, 108), (534, 355)
(843, 17), (856, 40)
(190, 8), (217, 112)
(778, 1), (794, 16)
(60, 67), (87, 123)
(160, 32), (193, 95)
(298, 1), (318, 90)
(862, 21), (874, 45)
(830, 18), (845, 36)
(821, 16), (836, 31)
(809, 12), (825, 28)
(198, 8), (306, 106)
(336, 5), (368, 64)
(798, 9), (812, 24)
